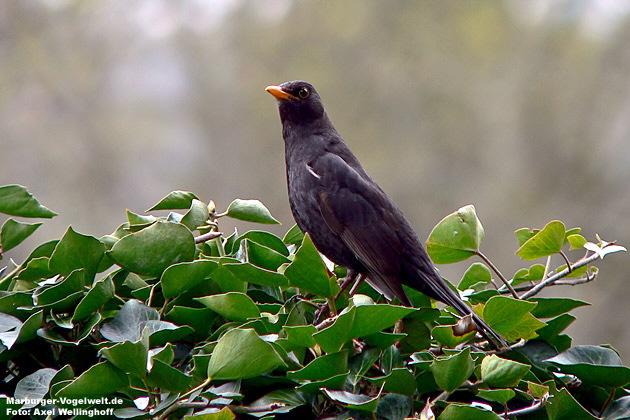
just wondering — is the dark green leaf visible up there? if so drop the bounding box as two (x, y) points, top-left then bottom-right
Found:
(321, 389), (380, 413)
(0, 185), (57, 218)
(546, 345), (630, 387)
(283, 224), (304, 245)
(181, 199), (210, 231)
(230, 230), (289, 256)
(430, 347), (474, 392)
(544, 380), (599, 420)
(225, 199), (280, 224)
(49, 227), (106, 281)
(476, 388), (516, 404)
(288, 350), (348, 381)
(72, 275), (115, 321)
(146, 190), (200, 211)
(146, 359), (192, 393)
(100, 299), (182, 343)
(438, 403), (503, 420)
(238, 239), (291, 270)
(100, 335), (149, 378)
(55, 362), (128, 402)
(530, 297), (590, 318)
(109, 220), (195, 277)
(426, 205), (484, 264)
(603, 395), (630, 420)
(224, 262), (289, 288)
(160, 259), (218, 298)
(196, 292), (261, 322)
(33, 269), (86, 306)
(207, 328), (286, 380)
(284, 233), (339, 298)
(0, 219), (42, 253)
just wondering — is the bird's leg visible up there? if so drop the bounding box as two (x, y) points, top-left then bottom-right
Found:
(314, 269), (359, 324)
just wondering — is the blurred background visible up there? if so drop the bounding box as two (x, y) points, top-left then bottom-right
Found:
(1, 0), (629, 358)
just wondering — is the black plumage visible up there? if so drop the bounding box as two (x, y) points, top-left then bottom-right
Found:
(267, 80), (507, 349)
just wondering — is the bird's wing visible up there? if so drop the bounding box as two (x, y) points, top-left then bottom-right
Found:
(308, 152), (410, 304)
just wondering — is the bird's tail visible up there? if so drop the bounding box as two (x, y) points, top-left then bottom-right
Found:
(433, 280), (509, 350)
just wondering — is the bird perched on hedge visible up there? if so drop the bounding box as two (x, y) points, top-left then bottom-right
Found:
(266, 80), (507, 349)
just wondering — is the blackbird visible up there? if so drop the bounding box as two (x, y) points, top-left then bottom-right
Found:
(266, 80), (507, 349)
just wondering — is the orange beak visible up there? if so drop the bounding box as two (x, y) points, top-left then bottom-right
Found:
(266, 85), (294, 101)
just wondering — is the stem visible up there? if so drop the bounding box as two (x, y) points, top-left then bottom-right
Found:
(601, 387), (617, 414)
(476, 251), (519, 298)
(194, 231), (222, 244)
(521, 252), (600, 299)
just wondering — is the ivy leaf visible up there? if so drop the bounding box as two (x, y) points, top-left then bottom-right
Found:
(207, 328), (286, 380)
(49, 227), (106, 282)
(481, 354), (530, 387)
(14, 368), (58, 408)
(146, 190), (200, 211)
(430, 348), (475, 392)
(284, 233), (339, 298)
(426, 205), (484, 264)
(483, 296), (545, 341)
(0, 185), (57, 218)
(546, 345), (630, 387)
(225, 199), (280, 224)
(516, 221), (566, 260)
(0, 219), (42, 253)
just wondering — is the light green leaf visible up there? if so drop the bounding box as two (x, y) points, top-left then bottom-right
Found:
(284, 233), (339, 298)
(426, 205), (484, 264)
(481, 354), (530, 387)
(430, 348), (474, 392)
(483, 296), (545, 341)
(516, 221), (566, 260)
(181, 199), (210, 231)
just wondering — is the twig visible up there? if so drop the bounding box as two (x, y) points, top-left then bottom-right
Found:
(497, 274), (597, 294)
(476, 251), (519, 298)
(194, 231), (222, 244)
(500, 396), (547, 417)
(520, 252), (600, 299)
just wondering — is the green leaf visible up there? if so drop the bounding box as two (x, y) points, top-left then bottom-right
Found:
(146, 190), (200, 211)
(438, 403), (503, 420)
(146, 359), (192, 393)
(529, 297), (590, 318)
(476, 388), (516, 404)
(546, 345), (630, 387)
(0, 219), (42, 253)
(458, 262), (492, 291)
(14, 368), (57, 408)
(430, 347), (474, 392)
(207, 328), (286, 380)
(230, 230), (289, 256)
(33, 269), (86, 307)
(321, 389), (380, 414)
(0, 185), (57, 218)
(225, 199), (280, 224)
(283, 325), (317, 348)
(165, 306), (216, 339)
(516, 220), (566, 260)
(100, 335), (149, 378)
(544, 380), (599, 420)
(284, 233), (339, 298)
(512, 264), (546, 285)
(160, 259), (218, 298)
(109, 220), (196, 277)
(0, 310), (43, 349)
(55, 361), (128, 401)
(181, 199), (210, 231)
(426, 205), (485, 264)
(283, 224), (304, 245)
(432, 324), (476, 348)
(49, 227), (106, 282)
(100, 299), (184, 343)
(72, 275), (115, 321)
(196, 292), (261, 322)
(238, 239), (291, 270)
(368, 368), (417, 396)
(567, 234), (587, 250)
(480, 354), (530, 387)
(224, 262), (289, 288)
(288, 350), (348, 381)
(313, 299), (416, 353)
(483, 296), (545, 341)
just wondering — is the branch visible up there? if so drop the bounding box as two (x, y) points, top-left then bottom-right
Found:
(520, 252), (600, 299)
(194, 231), (222, 244)
(497, 273), (597, 294)
(476, 251), (519, 298)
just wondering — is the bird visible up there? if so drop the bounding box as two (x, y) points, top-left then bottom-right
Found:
(266, 80), (508, 349)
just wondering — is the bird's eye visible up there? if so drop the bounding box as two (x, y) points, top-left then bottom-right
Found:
(298, 87), (310, 98)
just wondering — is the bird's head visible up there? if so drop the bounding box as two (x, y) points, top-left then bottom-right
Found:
(266, 81), (326, 125)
